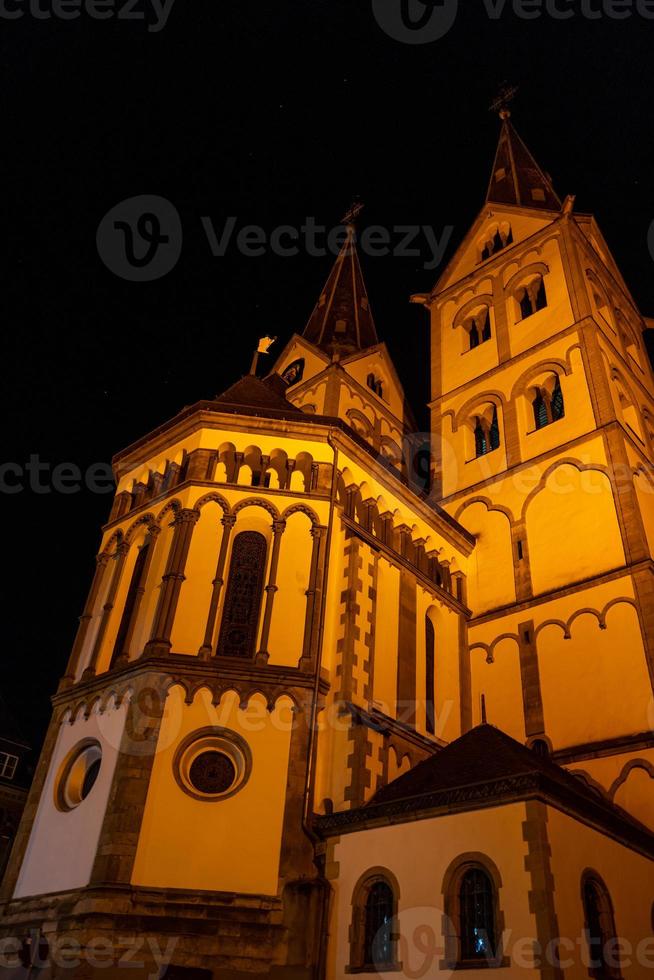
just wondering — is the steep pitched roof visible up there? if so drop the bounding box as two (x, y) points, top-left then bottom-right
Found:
(303, 223), (379, 354)
(487, 115), (562, 212)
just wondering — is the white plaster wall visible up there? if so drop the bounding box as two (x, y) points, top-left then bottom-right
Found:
(14, 698), (128, 898)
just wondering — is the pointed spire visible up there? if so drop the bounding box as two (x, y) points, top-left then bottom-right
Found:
(486, 112), (562, 212)
(302, 207), (379, 355)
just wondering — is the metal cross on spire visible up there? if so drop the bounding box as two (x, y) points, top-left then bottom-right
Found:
(489, 83), (519, 120)
(341, 200), (364, 226)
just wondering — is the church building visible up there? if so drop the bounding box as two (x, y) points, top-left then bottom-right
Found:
(1, 114), (653, 979)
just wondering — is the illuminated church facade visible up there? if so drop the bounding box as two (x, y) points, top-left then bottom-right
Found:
(1, 116), (654, 979)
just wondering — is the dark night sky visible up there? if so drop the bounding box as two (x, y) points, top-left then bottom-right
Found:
(3, 0), (654, 745)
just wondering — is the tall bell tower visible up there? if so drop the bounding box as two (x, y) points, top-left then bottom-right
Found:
(419, 109), (654, 807)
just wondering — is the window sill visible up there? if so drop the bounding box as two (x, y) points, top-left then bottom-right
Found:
(345, 964), (403, 974)
(465, 448), (499, 464)
(526, 417), (564, 435)
(441, 957), (510, 971)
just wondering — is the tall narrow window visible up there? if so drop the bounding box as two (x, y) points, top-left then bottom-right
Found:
(489, 407), (500, 451)
(460, 868), (496, 962)
(364, 881), (395, 968)
(111, 540), (150, 666)
(519, 288), (533, 321)
(532, 390), (548, 430)
(481, 310), (491, 342)
(535, 277), (547, 311)
(217, 531), (267, 659)
(550, 375), (565, 421)
(582, 876), (620, 979)
(425, 617), (435, 735)
(474, 419), (487, 458)
(469, 321), (480, 349)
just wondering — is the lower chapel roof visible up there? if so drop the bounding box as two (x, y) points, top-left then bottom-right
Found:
(315, 725), (654, 859)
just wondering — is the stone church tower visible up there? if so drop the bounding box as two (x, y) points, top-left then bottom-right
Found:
(1, 115), (653, 980)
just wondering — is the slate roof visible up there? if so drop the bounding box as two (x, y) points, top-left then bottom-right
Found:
(315, 725), (654, 857)
(302, 224), (379, 354)
(487, 117), (562, 212)
(214, 372), (304, 416)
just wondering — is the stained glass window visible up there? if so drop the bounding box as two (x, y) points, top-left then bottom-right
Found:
(551, 376), (565, 421)
(217, 531), (267, 658)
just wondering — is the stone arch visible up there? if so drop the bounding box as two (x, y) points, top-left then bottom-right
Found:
(453, 390), (507, 434)
(608, 758), (654, 800)
(280, 502), (321, 526)
(510, 357), (572, 402)
(155, 498), (181, 526)
(124, 514), (156, 543)
(233, 497), (280, 520)
(194, 491), (231, 515)
(503, 260), (549, 296)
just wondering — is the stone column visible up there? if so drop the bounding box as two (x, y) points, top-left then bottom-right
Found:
(518, 620), (545, 738)
(145, 508), (199, 657)
(113, 525), (161, 667)
(60, 552), (110, 687)
(83, 542), (130, 679)
(492, 274), (512, 364)
(199, 513), (236, 658)
(255, 519), (286, 663)
(299, 525), (327, 669)
(511, 520), (533, 601)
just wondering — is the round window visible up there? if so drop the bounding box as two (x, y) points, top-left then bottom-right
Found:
(56, 741), (102, 811)
(174, 729), (251, 802)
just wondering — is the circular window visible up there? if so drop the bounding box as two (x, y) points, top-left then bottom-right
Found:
(56, 741), (102, 811)
(174, 728), (251, 802)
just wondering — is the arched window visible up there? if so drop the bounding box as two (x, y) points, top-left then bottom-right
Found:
(473, 407), (500, 458)
(474, 419), (488, 457)
(489, 407), (500, 451)
(516, 276), (547, 321)
(217, 531), (267, 659)
(425, 616), (435, 735)
(531, 375), (565, 431)
(349, 871), (399, 972)
(481, 310), (491, 343)
(367, 373), (384, 397)
(532, 390), (548, 430)
(464, 309), (492, 351)
(480, 224), (513, 261)
(364, 881), (394, 968)
(460, 868), (497, 963)
(582, 874), (620, 979)
(111, 539), (150, 667)
(550, 376), (564, 421)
